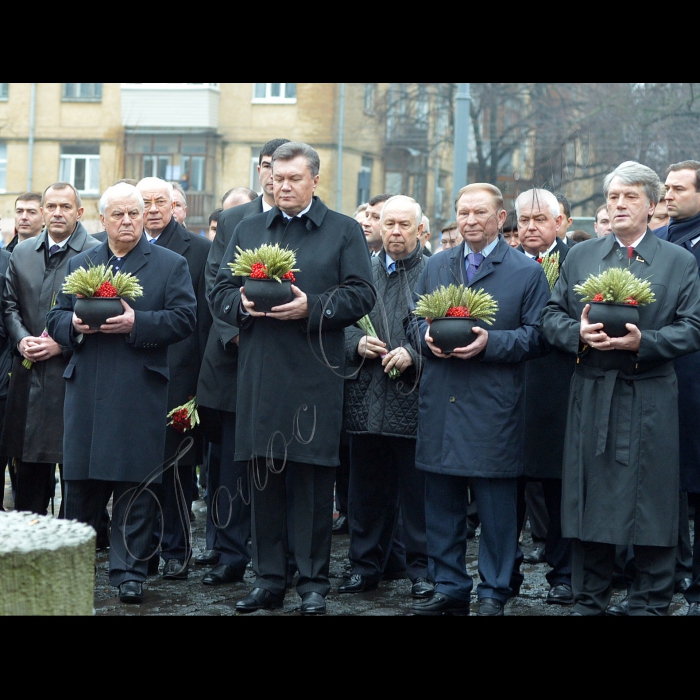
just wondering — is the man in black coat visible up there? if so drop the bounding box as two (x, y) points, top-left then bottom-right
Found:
(137, 177), (212, 580)
(210, 142), (374, 614)
(513, 188), (574, 605)
(2, 183), (99, 516)
(47, 182), (197, 604)
(542, 161), (700, 615)
(341, 195), (431, 598)
(655, 159), (700, 614)
(195, 138), (288, 583)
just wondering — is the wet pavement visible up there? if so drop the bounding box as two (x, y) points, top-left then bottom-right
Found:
(3, 468), (693, 615)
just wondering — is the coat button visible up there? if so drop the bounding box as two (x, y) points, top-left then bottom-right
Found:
(224, 304), (231, 313)
(325, 309), (332, 316)
(449, 396), (456, 402)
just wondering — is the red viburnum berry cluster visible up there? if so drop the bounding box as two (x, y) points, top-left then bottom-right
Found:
(170, 408), (191, 434)
(94, 281), (118, 298)
(536, 257), (543, 264)
(445, 306), (470, 317)
(625, 297), (639, 305)
(249, 262), (269, 279)
(282, 271), (296, 283)
(592, 293), (604, 302)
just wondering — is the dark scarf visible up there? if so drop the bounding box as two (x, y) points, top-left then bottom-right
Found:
(667, 210), (700, 246)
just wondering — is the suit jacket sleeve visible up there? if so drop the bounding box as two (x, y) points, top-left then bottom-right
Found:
(637, 254), (700, 361)
(481, 265), (550, 363)
(304, 222), (375, 332)
(2, 254), (31, 348)
(127, 255), (197, 349)
(540, 254), (585, 354)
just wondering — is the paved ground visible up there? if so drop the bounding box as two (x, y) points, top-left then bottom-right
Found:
(3, 467), (693, 615)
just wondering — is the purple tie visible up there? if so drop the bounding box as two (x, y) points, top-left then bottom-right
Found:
(466, 252), (484, 282)
(49, 244), (61, 256)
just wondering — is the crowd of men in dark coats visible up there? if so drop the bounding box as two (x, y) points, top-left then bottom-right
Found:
(3, 141), (700, 616)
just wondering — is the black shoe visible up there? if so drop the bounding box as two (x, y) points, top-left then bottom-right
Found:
(523, 545), (546, 564)
(235, 587), (284, 613)
(338, 573), (380, 593)
(202, 563), (244, 586)
(546, 584), (574, 605)
(119, 581), (143, 604)
(411, 578), (435, 599)
(676, 577), (692, 594)
(195, 549), (220, 566)
(687, 602), (700, 616)
(162, 559), (188, 580)
(412, 591), (470, 616)
(147, 555), (160, 576)
(606, 595), (629, 616)
(332, 514), (348, 535)
(300, 591), (326, 615)
(477, 597), (504, 616)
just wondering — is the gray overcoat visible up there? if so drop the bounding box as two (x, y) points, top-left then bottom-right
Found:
(1, 224), (99, 463)
(541, 231), (700, 546)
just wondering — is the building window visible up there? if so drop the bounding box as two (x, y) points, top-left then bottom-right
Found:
(182, 155), (205, 191)
(364, 84), (376, 114)
(250, 154), (261, 192)
(143, 155), (172, 181)
(0, 84), (8, 101)
(59, 144), (100, 193)
(357, 157), (372, 206)
(252, 83), (297, 103)
(0, 142), (6, 192)
(62, 83), (102, 101)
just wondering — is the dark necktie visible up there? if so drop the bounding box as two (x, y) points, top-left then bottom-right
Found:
(387, 261), (396, 275)
(49, 244), (61, 256)
(466, 252), (484, 282)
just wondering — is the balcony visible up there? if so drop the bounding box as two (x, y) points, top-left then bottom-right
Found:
(121, 84), (220, 130)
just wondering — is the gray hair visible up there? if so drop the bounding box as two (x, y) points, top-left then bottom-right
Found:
(514, 188), (560, 218)
(99, 183), (145, 216)
(603, 161), (663, 205)
(380, 195), (423, 226)
(421, 215), (430, 234)
(271, 141), (320, 177)
(170, 181), (187, 206)
(136, 177), (174, 201)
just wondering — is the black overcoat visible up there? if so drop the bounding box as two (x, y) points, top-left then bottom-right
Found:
(152, 219), (212, 466)
(410, 235), (550, 478)
(656, 217), (700, 492)
(344, 244), (425, 437)
(1, 224), (99, 462)
(541, 231), (700, 546)
(210, 197), (374, 466)
(46, 236), (197, 484)
(197, 196), (263, 414)
(518, 238), (576, 479)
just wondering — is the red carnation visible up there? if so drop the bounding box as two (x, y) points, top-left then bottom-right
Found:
(94, 281), (118, 298)
(445, 306), (470, 318)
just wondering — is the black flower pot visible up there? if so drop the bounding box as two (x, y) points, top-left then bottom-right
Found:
(74, 296), (124, 330)
(244, 278), (293, 313)
(430, 317), (478, 354)
(587, 301), (639, 338)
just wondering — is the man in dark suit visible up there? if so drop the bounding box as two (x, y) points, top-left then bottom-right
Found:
(410, 183), (550, 616)
(210, 142), (374, 615)
(136, 177), (212, 580)
(513, 188), (574, 605)
(46, 182), (196, 604)
(195, 138), (289, 583)
(541, 161), (700, 615)
(2, 183), (99, 516)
